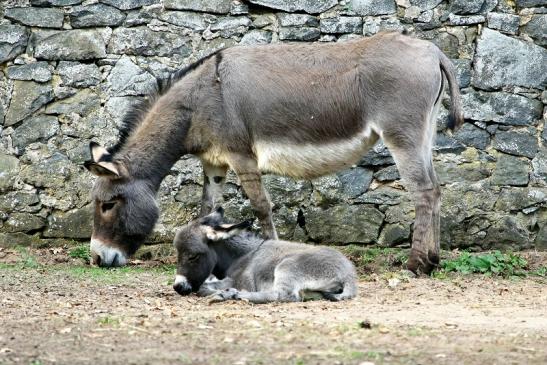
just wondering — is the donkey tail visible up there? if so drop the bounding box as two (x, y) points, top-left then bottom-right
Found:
(438, 51), (464, 131)
(322, 279), (358, 301)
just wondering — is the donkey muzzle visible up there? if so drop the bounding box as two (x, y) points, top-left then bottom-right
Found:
(173, 275), (192, 295)
(90, 238), (128, 267)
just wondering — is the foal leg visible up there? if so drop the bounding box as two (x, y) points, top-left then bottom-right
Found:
(197, 277), (234, 297)
(232, 261), (305, 304)
(226, 154), (278, 239)
(199, 161), (228, 216)
(220, 280), (300, 304)
(234, 288), (298, 304)
(384, 137), (440, 275)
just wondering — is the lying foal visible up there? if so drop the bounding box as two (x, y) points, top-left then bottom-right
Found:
(173, 208), (357, 303)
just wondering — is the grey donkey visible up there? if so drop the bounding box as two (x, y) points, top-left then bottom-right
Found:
(84, 31), (463, 275)
(172, 208), (358, 303)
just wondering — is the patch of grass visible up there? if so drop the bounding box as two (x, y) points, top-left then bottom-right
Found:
(0, 259), (175, 280)
(17, 247), (40, 269)
(531, 266), (547, 277)
(333, 323), (355, 334)
(0, 246), (42, 270)
(365, 350), (384, 361)
(334, 346), (385, 363)
(97, 316), (120, 327)
(154, 264), (176, 274)
(67, 266), (145, 282)
(64, 264), (175, 284)
(177, 353), (194, 364)
(407, 326), (427, 337)
(431, 270), (449, 280)
(440, 251), (528, 277)
(69, 244), (90, 262)
(348, 351), (366, 360)
(338, 245), (409, 275)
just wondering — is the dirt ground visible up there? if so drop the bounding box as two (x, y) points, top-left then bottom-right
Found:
(0, 247), (546, 365)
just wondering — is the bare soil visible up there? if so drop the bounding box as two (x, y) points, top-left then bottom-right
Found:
(0, 247), (546, 365)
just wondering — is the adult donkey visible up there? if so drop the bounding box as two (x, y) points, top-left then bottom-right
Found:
(85, 31), (463, 274)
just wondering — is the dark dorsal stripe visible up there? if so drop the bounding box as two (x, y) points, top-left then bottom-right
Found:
(108, 49), (224, 155)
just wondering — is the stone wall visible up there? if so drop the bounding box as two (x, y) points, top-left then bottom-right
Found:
(0, 0), (546, 250)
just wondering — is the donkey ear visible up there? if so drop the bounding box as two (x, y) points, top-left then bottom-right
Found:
(84, 160), (120, 178)
(203, 220), (253, 241)
(84, 142), (120, 178)
(89, 141), (110, 162)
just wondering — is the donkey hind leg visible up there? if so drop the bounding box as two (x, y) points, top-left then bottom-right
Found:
(408, 166), (441, 275)
(235, 282), (300, 304)
(227, 154), (278, 239)
(235, 260), (355, 304)
(199, 161), (228, 216)
(320, 280), (358, 302)
(236, 278), (355, 304)
(383, 136), (440, 275)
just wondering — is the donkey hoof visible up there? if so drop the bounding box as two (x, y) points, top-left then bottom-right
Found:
(223, 288), (240, 299)
(407, 250), (438, 276)
(428, 251), (440, 267)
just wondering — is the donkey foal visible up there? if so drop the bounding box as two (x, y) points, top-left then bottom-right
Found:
(173, 208), (358, 303)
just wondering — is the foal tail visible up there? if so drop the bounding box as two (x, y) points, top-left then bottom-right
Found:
(438, 52), (464, 131)
(322, 279), (358, 301)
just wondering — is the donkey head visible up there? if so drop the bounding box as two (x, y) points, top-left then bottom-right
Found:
(173, 207), (251, 295)
(85, 142), (159, 267)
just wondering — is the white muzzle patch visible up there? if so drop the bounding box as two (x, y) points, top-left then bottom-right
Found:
(90, 238), (128, 267)
(174, 274), (189, 286)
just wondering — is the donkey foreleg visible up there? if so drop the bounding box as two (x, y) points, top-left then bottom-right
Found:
(227, 155), (278, 239)
(196, 277), (234, 297)
(207, 287), (240, 303)
(199, 162), (228, 217)
(207, 275), (302, 304)
(234, 274), (302, 304)
(207, 288), (299, 304)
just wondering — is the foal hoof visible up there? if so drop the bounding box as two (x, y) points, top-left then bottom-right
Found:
(207, 294), (226, 304)
(207, 288), (240, 304)
(407, 250), (439, 276)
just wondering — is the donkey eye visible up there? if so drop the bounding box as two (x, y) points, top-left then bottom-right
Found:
(189, 254), (200, 261)
(101, 201), (116, 213)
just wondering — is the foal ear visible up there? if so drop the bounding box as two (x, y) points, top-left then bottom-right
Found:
(84, 142), (120, 178)
(203, 220), (253, 242)
(198, 206), (225, 227)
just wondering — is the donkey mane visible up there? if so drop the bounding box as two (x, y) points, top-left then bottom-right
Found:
(108, 49), (224, 155)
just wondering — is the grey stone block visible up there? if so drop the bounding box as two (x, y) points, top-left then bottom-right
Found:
(5, 7), (64, 28)
(473, 28), (547, 90)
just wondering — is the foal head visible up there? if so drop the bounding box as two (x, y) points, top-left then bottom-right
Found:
(172, 207), (252, 295)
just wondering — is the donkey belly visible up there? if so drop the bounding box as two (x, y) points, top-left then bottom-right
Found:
(254, 130), (377, 179)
